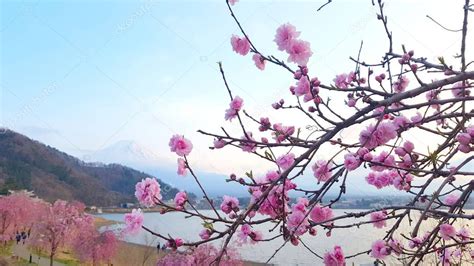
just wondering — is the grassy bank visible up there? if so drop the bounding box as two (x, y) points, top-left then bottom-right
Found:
(113, 241), (268, 266)
(93, 216), (119, 228)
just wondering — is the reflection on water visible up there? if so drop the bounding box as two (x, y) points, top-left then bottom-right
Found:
(99, 209), (473, 266)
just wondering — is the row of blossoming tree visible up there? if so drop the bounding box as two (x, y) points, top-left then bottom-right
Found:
(125, 0), (474, 265)
(0, 193), (117, 266)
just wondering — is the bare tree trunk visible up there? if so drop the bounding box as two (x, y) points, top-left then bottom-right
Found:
(49, 248), (55, 266)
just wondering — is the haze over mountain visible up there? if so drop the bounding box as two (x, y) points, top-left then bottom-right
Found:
(0, 130), (182, 206)
(84, 140), (166, 169)
(84, 140), (249, 197)
(82, 139), (467, 199)
(82, 140), (403, 198)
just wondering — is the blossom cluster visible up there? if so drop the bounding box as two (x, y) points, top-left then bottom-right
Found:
(124, 1), (474, 265)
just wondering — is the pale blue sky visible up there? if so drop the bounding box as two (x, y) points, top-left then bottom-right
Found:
(1, 0), (470, 178)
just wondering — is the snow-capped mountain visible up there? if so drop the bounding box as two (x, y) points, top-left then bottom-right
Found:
(83, 140), (169, 168)
(83, 140), (247, 197)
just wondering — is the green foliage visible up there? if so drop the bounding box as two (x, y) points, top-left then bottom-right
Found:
(2, 160), (32, 190)
(0, 130), (183, 206)
(0, 241), (13, 256)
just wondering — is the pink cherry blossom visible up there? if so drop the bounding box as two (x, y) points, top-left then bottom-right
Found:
(240, 132), (257, 152)
(230, 35), (250, 56)
(439, 224), (456, 240)
(411, 112), (423, 124)
(225, 96), (244, 121)
(240, 224), (252, 236)
(366, 171), (392, 189)
(213, 138), (227, 149)
(370, 151), (395, 172)
(408, 237), (423, 249)
(312, 160), (333, 182)
(124, 209), (143, 235)
(252, 54), (266, 70)
(272, 101), (281, 109)
(456, 227), (470, 242)
(295, 76), (310, 96)
(391, 171), (413, 191)
(166, 238), (184, 250)
(158, 244), (241, 265)
(439, 248), (455, 266)
(393, 115), (410, 130)
(344, 153), (360, 171)
(398, 153), (413, 168)
(398, 51), (413, 64)
(293, 198), (309, 212)
(310, 205), (333, 223)
(333, 73), (350, 89)
(371, 240), (390, 259)
(443, 194), (460, 206)
(274, 23), (300, 51)
(238, 224), (262, 244)
(347, 71), (356, 82)
(395, 147), (406, 157)
(456, 133), (472, 145)
(357, 147), (370, 157)
(265, 170), (280, 182)
(220, 195), (239, 214)
(387, 239), (403, 256)
(258, 117), (271, 132)
(458, 144), (471, 153)
(347, 98), (356, 107)
(287, 198), (309, 236)
(229, 96), (244, 112)
(177, 158), (187, 176)
(323, 246), (345, 266)
(359, 125), (380, 149)
(169, 134), (193, 156)
(393, 75), (409, 93)
(199, 229), (211, 240)
(375, 73), (386, 83)
(272, 123), (295, 143)
(359, 122), (397, 149)
(375, 122), (398, 143)
(73, 227), (118, 264)
(249, 230), (262, 243)
(228, 0), (238, 6)
(287, 209), (309, 236)
(426, 90), (440, 109)
(251, 181), (293, 219)
(370, 211), (387, 228)
(276, 153), (295, 170)
(287, 39), (312, 66)
(403, 141), (415, 153)
(174, 191), (187, 210)
(466, 125), (474, 136)
(135, 177), (162, 207)
(452, 81), (470, 97)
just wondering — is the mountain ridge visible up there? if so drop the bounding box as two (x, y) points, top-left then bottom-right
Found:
(0, 130), (184, 206)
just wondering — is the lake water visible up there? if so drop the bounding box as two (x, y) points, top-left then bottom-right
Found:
(99, 209), (473, 265)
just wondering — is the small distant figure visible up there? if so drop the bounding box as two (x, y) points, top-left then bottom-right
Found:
(21, 231), (26, 244)
(157, 243), (161, 253)
(15, 233), (21, 244)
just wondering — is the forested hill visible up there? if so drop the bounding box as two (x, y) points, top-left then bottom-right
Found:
(0, 130), (182, 206)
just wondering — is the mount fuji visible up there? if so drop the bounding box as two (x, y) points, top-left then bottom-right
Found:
(84, 140), (248, 197)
